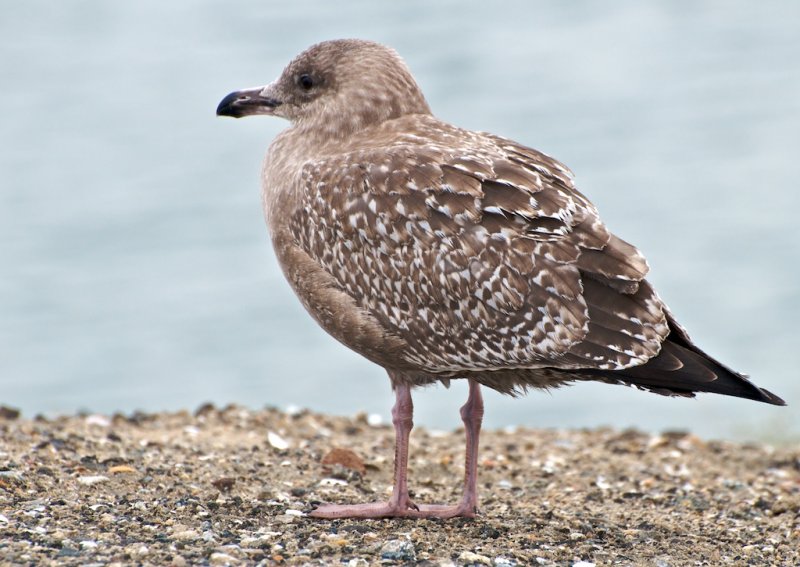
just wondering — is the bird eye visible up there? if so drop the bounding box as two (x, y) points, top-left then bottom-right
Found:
(298, 74), (314, 90)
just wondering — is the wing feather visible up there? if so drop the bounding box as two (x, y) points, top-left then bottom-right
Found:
(289, 117), (667, 374)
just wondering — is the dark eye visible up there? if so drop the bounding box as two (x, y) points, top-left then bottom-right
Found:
(298, 74), (314, 90)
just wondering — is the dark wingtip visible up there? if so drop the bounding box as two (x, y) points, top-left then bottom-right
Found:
(757, 387), (787, 406)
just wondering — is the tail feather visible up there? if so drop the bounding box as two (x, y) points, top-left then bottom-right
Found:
(580, 319), (786, 406)
(603, 341), (785, 405)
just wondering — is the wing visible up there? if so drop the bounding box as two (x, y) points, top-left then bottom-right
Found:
(288, 119), (668, 374)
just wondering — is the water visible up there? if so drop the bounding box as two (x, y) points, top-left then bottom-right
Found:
(1, 1), (798, 441)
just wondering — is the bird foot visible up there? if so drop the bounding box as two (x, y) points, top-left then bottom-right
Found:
(309, 499), (477, 519)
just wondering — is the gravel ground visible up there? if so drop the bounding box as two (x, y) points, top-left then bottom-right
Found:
(0, 404), (798, 566)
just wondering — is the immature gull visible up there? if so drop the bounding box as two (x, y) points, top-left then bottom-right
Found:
(217, 39), (785, 519)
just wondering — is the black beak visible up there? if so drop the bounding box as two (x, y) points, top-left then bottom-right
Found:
(216, 87), (281, 118)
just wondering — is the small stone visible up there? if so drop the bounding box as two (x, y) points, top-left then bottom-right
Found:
(58, 544), (80, 557)
(194, 402), (216, 417)
(285, 404), (303, 417)
(380, 539), (416, 562)
(211, 477), (236, 492)
(183, 425), (200, 437)
(321, 447), (366, 476)
(572, 562), (595, 567)
(80, 540), (98, 549)
(494, 557), (517, 567)
(0, 406), (21, 420)
(126, 544), (148, 557)
(595, 476), (611, 490)
(173, 530), (200, 542)
(108, 465), (136, 474)
(0, 470), (23, 481)
(78, 475), (109, 486)
(267, 431), (290, 450)
(458, 551), (491, 565)
(318, 477), (348, 486)
(209, 551), (238, 565)
(85, 414), (110, 427)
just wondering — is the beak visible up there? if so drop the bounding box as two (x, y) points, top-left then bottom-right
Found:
(216, 85), (281, 118)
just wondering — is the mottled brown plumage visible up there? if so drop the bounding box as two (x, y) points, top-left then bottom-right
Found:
(217, 39), (785, 519)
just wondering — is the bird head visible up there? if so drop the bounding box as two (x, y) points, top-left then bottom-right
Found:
(217, 39), (432, 138)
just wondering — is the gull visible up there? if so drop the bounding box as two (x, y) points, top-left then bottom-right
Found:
(217, 39), (785, 519)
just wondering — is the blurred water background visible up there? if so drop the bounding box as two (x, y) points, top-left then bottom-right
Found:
(1, 1), (798, 441)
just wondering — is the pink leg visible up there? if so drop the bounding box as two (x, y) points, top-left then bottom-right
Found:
(309, 380), (484, 519)
(385, 381), (417, 511)
(455, 379), (483, 516)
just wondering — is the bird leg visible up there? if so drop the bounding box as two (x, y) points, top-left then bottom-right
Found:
(455, 379), (483, 515)
(309, 380), (484, 519)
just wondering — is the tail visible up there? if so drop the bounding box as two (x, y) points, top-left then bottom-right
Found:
(580, 315), (786, 406)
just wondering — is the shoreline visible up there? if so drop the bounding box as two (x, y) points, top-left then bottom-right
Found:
(1, 405), (798, 565)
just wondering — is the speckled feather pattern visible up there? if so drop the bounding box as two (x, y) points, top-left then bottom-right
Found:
(288, 114), (668, 377)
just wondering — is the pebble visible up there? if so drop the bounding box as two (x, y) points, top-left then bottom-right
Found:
(183, 425), (200, 437)
(0, 470), (24, 481)
(318, 477), (348, 486)
(85, 414), (110, 427)
(459, 550), (491, 565)
(209, 551), (238, 565)
(0, 405), (20, 420)
(321, 447), (366, 475)
(173, 530), (201, 541)
(285, 404), (303, 416)
(78, 475), (109, 486)
(380, 539), (416, 562)
(211, 477), (236, 492)
(126, 544), (148, 557)
(58, 545), (80, 557)
(267, 431), (290, 450)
